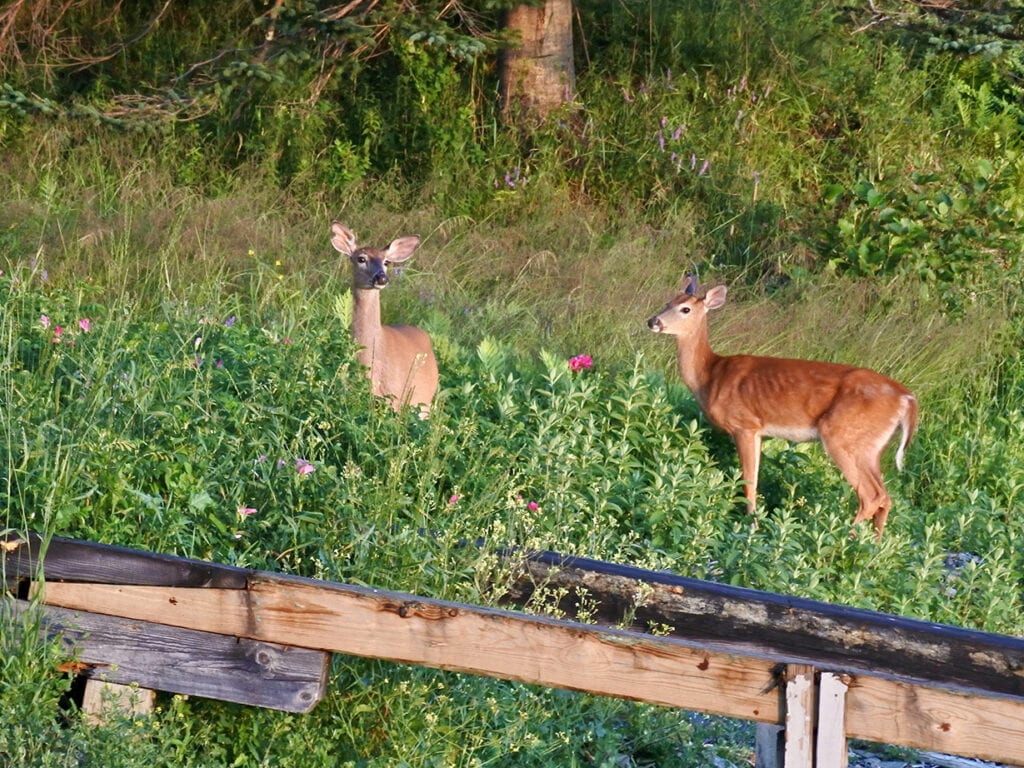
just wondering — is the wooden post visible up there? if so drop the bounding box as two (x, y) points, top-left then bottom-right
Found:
(817, 673), (850, 768)
(82, 680), (155, 725)
(761, 668), (850, 768)
(755, 723), (785, 768)
(784, 665), (816, 768)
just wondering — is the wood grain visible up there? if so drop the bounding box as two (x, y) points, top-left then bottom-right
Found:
(39, 578), (782, 722)
(37, 576), (1024, 764)
(816, 673), (850, 768)
(501, 552), (1024, 700)
(6, 599), (328, 712)
(1, 532), (247, 588)
(845, 675), (1024, 765)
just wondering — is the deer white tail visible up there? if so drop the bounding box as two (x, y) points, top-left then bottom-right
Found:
(894, 394), (918, 472)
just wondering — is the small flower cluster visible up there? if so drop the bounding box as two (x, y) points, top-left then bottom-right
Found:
(654, 117), (711, 177)
(450, 493), (543, 513)
(40, 314), (91, 344)
(192, 315), (240, 368)
(515, 493), (542, 513)
(568, 354), (593, 372)
(236, 456), (318, 523)
(494, 166), (526, 190)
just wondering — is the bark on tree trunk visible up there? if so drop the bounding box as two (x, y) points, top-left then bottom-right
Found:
(500, 0), (576, 124)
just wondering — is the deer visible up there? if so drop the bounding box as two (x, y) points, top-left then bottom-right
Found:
(647, 276), (917, 540)
(330, 221), (439, 417)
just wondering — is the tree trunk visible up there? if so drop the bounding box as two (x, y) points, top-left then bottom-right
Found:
(500, 0), (575, 124)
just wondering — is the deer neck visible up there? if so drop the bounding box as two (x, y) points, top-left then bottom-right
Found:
(675, 324), (718, 401)
(351, 287), (384, 368)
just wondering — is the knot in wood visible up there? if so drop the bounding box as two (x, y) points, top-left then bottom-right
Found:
(397, 601), (456, 620)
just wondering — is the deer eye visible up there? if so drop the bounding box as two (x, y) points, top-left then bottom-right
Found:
(356, 255), (367, 264)
(680, 306), (691, 315)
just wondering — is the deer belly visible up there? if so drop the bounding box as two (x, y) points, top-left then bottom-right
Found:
(762, 424), (820, 443)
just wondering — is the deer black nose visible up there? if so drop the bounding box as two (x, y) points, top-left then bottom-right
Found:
(372, 272), (389, 287)
(647, 316), (662, 332)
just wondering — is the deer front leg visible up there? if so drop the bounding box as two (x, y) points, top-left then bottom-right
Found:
(732, 430), (762, 514)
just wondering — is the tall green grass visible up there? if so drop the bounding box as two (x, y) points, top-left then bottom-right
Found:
(2, 222), (1023, 765)
(3, 146), (1022, 767)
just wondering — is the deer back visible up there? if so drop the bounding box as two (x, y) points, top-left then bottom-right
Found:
(648, 282), (913, 440)
(699, 353), (911, 442)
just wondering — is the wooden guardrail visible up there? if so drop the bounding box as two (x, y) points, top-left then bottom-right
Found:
(3, 531), (1024, 767)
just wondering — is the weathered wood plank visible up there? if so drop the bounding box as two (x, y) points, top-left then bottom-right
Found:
(817, 673), (849, 768)
(1, 532), (248, 588)
(844, 675), (1024, 766)
(501, 552), (1024, 701)
(38, 579), (782, 722)
(5, 599), (328, 713)
(38, 577), (1024, 763)
(783, 665), (815, 768)
(17, 542), (1024, 764)
(9, 534), (1024, 703)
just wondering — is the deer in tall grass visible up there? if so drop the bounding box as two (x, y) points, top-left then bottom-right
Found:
(647, 276), (917, 540)
(331, 221), (439, 416)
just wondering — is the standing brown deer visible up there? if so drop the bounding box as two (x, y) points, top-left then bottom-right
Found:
(647, 276), (917, 540)
(330, 221), (439, 416)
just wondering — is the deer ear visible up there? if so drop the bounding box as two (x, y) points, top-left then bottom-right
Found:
(704, 285), (728, 310)
(331, 221), (358, 255)
(682, 273), (699, 296)
(385, 235), (421, 263)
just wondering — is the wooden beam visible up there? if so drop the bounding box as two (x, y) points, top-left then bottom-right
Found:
(5, 599), (328, 712)
(37, 577), (1024, 765)
(1, 532), (247, 588)
(38, 578), (781, 722)
(82, 680), (156, 724)
(501, 553), (1024, 701)
(10, 533), (1024, 703)
(12, 533), (1024, 765)
(844, 675), (1024, 766)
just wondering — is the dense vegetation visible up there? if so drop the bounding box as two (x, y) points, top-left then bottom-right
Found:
(2, 0), (1024, 765)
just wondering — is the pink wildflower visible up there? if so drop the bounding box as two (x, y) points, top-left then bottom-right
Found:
(295, 458), (315, 475)
(568, 354), (593, 372)
(78, 318), (91, 332)
(40, 314), (50, 330)
(526, 501), (540, 512)
(448, 494), (460, 506)
(237, 506), (258, 517)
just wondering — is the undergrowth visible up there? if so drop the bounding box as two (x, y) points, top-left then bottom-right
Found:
(2, 245), (1022, 765)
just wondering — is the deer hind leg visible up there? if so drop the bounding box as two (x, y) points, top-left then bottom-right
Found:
(849, 459), (891, 541)
(820, 430), (892, 541)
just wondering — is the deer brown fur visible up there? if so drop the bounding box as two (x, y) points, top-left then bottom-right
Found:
(648, 277), (917, 540)
(331, 221), (439, 416)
